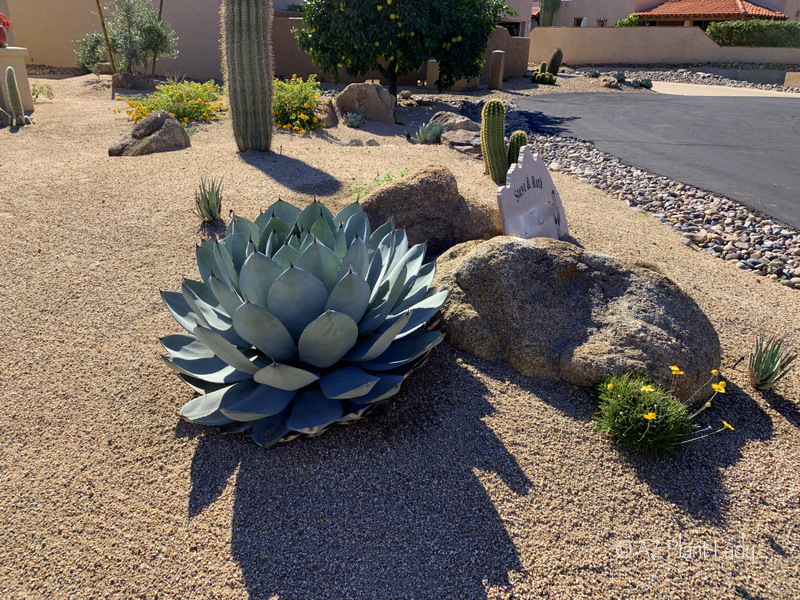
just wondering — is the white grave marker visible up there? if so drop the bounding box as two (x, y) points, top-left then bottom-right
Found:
(496, 145), (568, 240)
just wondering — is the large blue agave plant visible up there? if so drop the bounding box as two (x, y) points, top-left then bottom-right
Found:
(161, 200), (448, 446)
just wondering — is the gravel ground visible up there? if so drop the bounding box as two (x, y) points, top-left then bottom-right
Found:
(1, 75), (799, 600)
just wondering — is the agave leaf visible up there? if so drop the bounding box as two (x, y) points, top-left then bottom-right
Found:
(359, 330), (444, 371)
(232, 301), (297, 362)
(226, 232), (253, 274)
(250, 409), (292, 447)
(347, 312), (411, 361)
(229, 214), (260, 244)
(309, 215), (336, 249)
(344, 211), (369, 246)
(258, 219), (290, 254)
(393, 262), (436, 313)
(177, 373), (229, 395)
(178, 284), (249, 347)
(386, 243), (426, 288)
(325, 270), (371, 323)
(286, 386), (344, 432)
(368, 230), (396, 299)
(239, 251), (284, 309)
(319, 365), (380, 399)
(337, 404), (370, 422)
(334, 224), (348, 259)
(194, 324), (261, 374)
(386, 229), (409, 274)
(272, 243), (302, 270)
(288, 231), (302, 250)
(266, 199), (302, 224)
(267, 266), (329, 340)
(333, 202), (363, 227)
(295, 201), (327, 232)
(213, 240), (239, 290)
(296, 239), (341, 293)
(182, 408), (235, 426)
(224, 382), (296, 417)
(368, 221), (394, 254)
(184, 278), (220, 309)
(347, 372), (406, 405)
(209, 273), (244, 317)
(253, 362), (320, 390)
(181, 379), (256, 422)
(254, 209), (273, 232)
(160, 333), (213, 360)
(163, 355), (253, 384)
(298, 311), (359, 368)
(161, 291), (203, 334)
(338, 236), (369, 281)
(359, 265), (407, 333)
(386, 290), (448, 338)
(196, 244), (217, 287)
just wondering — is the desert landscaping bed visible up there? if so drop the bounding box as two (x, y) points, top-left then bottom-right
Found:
(0, 75), (798, 600)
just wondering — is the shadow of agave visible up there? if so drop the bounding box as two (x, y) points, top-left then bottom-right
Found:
(238, 151), (342, 196)
(186, 345), (531, 600)
(762, 387), (800, 430)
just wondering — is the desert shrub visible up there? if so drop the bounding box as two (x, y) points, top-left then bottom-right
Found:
(706, 20), (800, 47)
(351, 168), (410, 201)
(75, 32), (107, 74)
(31, 82), (54, 102)
(106, 0), (178, 73)
(615, 14), (639, 26)
(119, 80), (225, 123)
(273, 74), (324, 135)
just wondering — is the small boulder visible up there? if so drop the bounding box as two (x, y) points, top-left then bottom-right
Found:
(317, 99), (338, 128)
(440, 129), (481, 153)
(429, 111), (480, 132)
(334, 82), (395, 124)
(365, 139), (379, 146)
(0, 107), (12, 128)
(399, 90), (413, 100)
(112, 72), (157, 90)
(434, 237), (721, 401)
(361, 165), (501, 256)
(108, 109), (191, 156)
(598, 76), (619, 89)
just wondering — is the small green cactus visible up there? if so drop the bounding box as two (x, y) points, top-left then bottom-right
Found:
(507, 130), (528, 167)
(343, 112), (364, 128)
(539, 62), (547, 74)
(5, 66), (26, 126)
(611, 71), (627, 83)
(416, 121), (445, 144)
(480, 100), (528, 186)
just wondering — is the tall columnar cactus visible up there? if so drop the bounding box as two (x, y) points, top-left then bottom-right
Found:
(507, 130), (528, 167)
(539, 0), (561, 27)
(481, 99), (508, 185)
(221, 0), (274, 152)
(5, 66), (25, 126)
(547, 48), (564, 75)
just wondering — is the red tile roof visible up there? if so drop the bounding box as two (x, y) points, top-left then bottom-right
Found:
(532, 2), (539, 17)
(635, 0), (787, 20)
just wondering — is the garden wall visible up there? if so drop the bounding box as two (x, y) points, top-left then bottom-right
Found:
(529, 26), (800, 65)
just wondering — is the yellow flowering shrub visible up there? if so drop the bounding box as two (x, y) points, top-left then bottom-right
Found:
(118, 80), (226, 123)
(273, 74), (324, 135)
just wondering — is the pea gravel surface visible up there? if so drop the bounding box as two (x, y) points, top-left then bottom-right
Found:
(1, 75), (799, 600)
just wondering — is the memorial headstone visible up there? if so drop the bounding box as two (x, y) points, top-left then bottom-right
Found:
(496, 145), (568, 240)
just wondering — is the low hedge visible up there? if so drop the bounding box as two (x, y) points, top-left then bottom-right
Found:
(706, 20), (800, 47)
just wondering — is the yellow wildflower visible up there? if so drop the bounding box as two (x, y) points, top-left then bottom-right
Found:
(607, 383), (613, 390)
(641, 385), (654, 393)
(722, 420), (734, 431)
(711, 369), (719, 375)
(300, 129), (306, 135)
(313, 116), (318, 123)
(643, 412), (657, 420)
(670, 365), (684, 375)
(711, 382), (726, 393)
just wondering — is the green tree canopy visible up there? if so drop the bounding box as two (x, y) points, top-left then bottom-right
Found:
(295, 0), (513, 97)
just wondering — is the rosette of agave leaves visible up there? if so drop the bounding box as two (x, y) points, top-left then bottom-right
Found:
(161, 200), (448, 446)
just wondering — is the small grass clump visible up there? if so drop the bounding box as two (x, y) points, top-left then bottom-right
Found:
(119, 79), (225, 124)
(273, 74), (324, 135)
(594, 372), (695, 457)
(749, 333), (796, 391)
(351, 168), (410, 201)
(31, 82), (54, 102)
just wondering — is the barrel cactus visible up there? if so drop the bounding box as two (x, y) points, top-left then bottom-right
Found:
(161, 200), (448, 446)
(343, 112), (364, 128)
(547, 47), (563, 75)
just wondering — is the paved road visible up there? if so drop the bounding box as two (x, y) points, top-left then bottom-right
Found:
(515, 92), (800, 229)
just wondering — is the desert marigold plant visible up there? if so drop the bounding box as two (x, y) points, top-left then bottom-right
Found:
(119, 80), (226, 123)
(272, 74), (324, 135)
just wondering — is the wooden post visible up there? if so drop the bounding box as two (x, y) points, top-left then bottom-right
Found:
(95, 0), (116, 75)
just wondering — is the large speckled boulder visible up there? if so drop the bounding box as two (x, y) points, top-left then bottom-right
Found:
(108, 109), (190, 157)
(429, 111), (480, 132)
(434, 237), (721, 401)
(334, 82), (395, 123)
(361, 164), (501, 256)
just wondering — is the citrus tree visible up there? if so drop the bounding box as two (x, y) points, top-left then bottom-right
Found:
(295, 0), (513, 97)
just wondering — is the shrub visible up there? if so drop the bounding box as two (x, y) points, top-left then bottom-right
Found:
(611, 70), (627, 82)
(351, 168), (410, 201)
(707, 20), (800, 47)
(75, 32), (107, 74)
(31, 82), (54, 102)
(594, 372), (695, 457)
(615, 13), (639, 27)
(106, 0), (178, 73)
(273, 74), (324, 135)
(749, 334), (797, 391)
(119, 80), (225, 123)
(160, 200), (448, 446)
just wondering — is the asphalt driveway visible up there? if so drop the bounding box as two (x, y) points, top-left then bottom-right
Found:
(515, 90), (800, 229)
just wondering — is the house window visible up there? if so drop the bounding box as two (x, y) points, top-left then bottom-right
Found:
(597, 18), (608, 26)
(573, 17), (584, 26)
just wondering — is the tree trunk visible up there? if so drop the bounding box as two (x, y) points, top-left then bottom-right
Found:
(95, 0), (117, 74)
(387, 59), (398, 98)
(150, 0), (165, 79)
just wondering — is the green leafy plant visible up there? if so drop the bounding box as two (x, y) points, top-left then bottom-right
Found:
(118, 80), (225, 123)
(194, 177), (224, 224)
(160, 200), (448, 446)
(273, 74), (324, 135)
(749, 334), (797, 391)
(351, 168), (410, 201)
(480, 99), (528, 185)
(615, 13), (639, 27)
(594, 370), (731, 458)
(707, 20), (800, 48)
(286, 3), (306, 12)
(343, 111), (364, 128)
(75, 32), (108, 74)
(588, 69), (600, 78)
(611, 70), (627, 83)
(106, 0), (178, 73)
(30, 82), (54, 102)
(416, 121), (445, 144)
(295, 0), (513, 96)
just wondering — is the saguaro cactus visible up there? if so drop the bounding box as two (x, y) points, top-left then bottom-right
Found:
(220, 0), (274, 152)
(507, 130), (528, 168)
(5, 66), (25, 126)
(481, 99), (508, 185)
(539, 0), (561, 27)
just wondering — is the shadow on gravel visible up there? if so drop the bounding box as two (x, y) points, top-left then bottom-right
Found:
(519, 110), (580, 137)
(762, 388), (800, 430)
(238, 151), (342, 196)
(185, 346), (531, 600)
